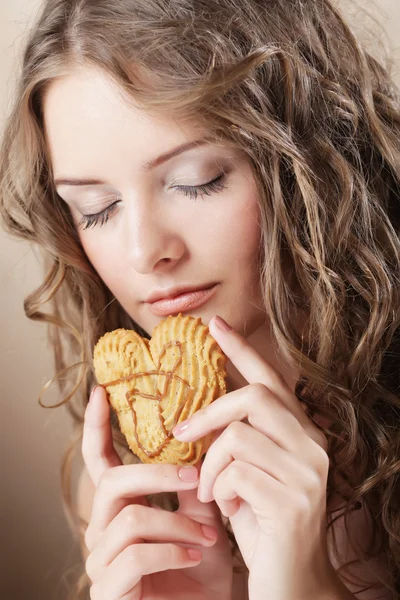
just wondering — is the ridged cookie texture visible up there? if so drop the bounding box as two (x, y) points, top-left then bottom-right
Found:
(93, 314), (227, 465)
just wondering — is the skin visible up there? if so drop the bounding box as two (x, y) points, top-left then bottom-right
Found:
(43, 64), (298, 393)
(43, 66), (378, 599)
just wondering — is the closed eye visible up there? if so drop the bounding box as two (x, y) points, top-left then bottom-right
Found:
(78, 199), (121, 231)
(175, 173), (227, 200)
(77, 173), (227, 231)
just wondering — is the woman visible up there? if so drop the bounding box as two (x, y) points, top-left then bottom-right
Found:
(1, 0), (399, 598)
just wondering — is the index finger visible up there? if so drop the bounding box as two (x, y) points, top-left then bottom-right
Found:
(82, 385), (123, 486)
(209, 316), (307, 425)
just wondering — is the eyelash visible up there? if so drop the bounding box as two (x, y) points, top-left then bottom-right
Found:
(78, 173), (227, 231)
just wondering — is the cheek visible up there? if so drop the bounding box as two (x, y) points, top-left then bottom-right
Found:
(80, 234), (126, 288)
(205, 195), (261, 267)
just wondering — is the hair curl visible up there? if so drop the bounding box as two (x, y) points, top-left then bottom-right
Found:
(1, 0), (399, 598)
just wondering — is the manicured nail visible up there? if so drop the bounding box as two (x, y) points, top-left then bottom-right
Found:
(214, 315), (232, 331)
(187, 548), (202, 562)
(86, 386), (99, 411)
(201, 524), (218, 541)
(178, 466), (199, 482)
(85, 386), (108, 425)
(172, 419), (190, 437)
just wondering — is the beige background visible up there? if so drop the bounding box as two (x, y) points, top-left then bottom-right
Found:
(1, 1), (399, 599)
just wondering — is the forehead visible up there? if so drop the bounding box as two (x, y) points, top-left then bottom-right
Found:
(42, 66), (208, 177)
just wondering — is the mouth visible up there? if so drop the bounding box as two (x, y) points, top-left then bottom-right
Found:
(146, 283), (219, 317)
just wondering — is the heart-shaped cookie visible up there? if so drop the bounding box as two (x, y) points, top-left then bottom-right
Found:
(93, 314), (227, 465)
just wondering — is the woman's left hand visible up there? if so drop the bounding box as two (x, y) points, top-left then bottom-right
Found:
(172, 316), (353, 600)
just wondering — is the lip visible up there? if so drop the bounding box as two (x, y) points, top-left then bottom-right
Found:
(146, 283), (218, 317)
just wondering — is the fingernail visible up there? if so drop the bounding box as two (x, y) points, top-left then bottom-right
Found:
(172, 419), (190, 437)
(187, 548), (202, 562)
(214, 315), (232, 331)
(85, 386), (106, 423)
(86, 386), (99, 411)
(178, 466), (199, 482)
(90, 385), (99, 400)
(201, 524), (218, 541)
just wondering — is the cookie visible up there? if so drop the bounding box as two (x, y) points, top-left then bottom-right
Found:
(93, 314), (227, 465)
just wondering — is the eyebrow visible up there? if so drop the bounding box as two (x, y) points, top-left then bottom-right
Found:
(54, 138), (211, 187)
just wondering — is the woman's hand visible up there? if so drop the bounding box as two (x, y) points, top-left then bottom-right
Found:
(82, 385), (233, 600)
(173, 315), (353, 600)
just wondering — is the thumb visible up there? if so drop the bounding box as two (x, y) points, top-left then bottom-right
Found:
(177, 487), (232, 561)
(82, 385), (123, 486)
(177, 487), (225, 531)
(177, 480), (234, 596)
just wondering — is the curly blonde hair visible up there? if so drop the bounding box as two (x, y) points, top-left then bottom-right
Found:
(1, 0), (399, 598)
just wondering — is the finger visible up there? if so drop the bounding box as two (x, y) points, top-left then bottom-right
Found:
(198, 421), (328, 504)
(212, 460), (326, 531)
(82, 386), (122, 486)
(90, 544), (202, 600)
(177, 486), (223, 521)
(85, 464), (200, 551)
(212, 460), (284, 518)
(209, 315), (308, 425)
(176, 488), (226, 549)
(86, 503), (217, 582)
(173, 383), (304, 450)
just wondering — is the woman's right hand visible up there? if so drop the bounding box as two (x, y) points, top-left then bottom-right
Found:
(82, 385), (233, 600)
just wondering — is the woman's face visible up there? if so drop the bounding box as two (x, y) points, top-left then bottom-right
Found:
(44, 66), (266, 338)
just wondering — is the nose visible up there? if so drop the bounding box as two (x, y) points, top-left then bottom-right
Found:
(126, 200), (186, 274)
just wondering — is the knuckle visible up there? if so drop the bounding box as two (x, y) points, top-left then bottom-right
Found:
(97, 467), (115, 494)
(167, 543), (183, 563)
(224, 421), (246, 444)
(121, 503), (143, 530)
(302, 467), (323, 497)
(89, 583), (100, 600)
(85, 554), (96, 582)
(249, 382), (268, 404)
(81, 439), (90, 465)
(316, 431), (329, 454)
(288, 490), (312, 521)
(84, 526), (94, 552)
(312, 440), (330, 476)
(123, 544), (140, 567)
(226, 459), (247, 481)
